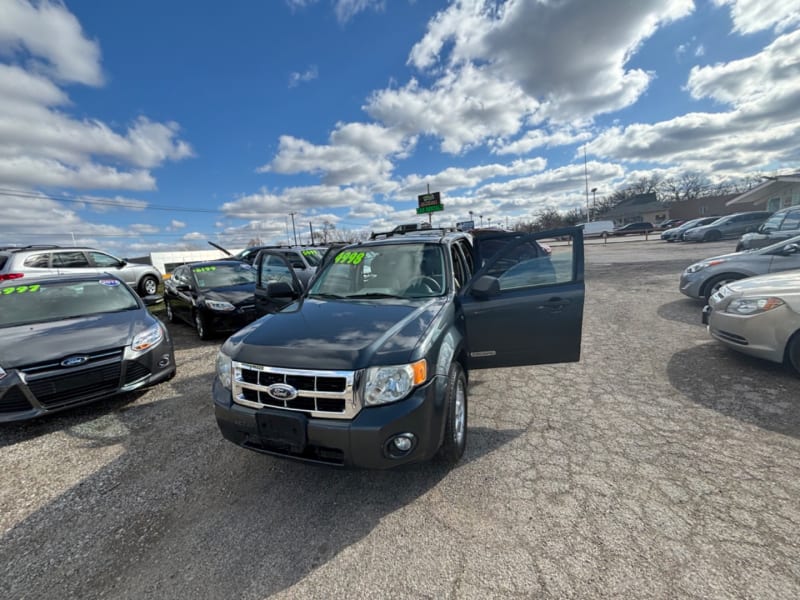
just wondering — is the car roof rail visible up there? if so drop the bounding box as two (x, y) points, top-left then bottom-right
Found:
(2, 244), (63, 251)
(369, 227), (456, 240)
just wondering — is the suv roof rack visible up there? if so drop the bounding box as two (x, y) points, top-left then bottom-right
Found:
(369, 227), (457, 240)
(0, 244), (63, 251)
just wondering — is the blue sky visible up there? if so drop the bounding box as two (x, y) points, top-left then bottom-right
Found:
(1, 0), (799, 255)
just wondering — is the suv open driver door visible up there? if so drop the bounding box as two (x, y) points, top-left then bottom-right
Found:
(461, 227), (584, 369)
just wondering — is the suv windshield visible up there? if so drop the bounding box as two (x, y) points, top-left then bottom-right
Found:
(0, 279), (139, 327)
(309, 243), (446, 299)
(300, 249), (323, 267)
(191, 263), (255, 289)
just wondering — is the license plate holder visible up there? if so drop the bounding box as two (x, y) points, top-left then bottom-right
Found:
(256, 409), (307, 453)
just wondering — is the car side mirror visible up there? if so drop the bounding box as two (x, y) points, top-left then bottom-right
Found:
(142, 294), (163, 306)
(117, 259), (127, 268)
(781, 243), (800, 255)
(470, 275), (500, 299)
(175, 283), (190, 291)
(267, 281), (298, 299)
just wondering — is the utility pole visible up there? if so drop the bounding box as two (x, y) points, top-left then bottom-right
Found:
(584, 144), (590, 222)
(309, 222), (314, 245)
(289, 212), (298, 246)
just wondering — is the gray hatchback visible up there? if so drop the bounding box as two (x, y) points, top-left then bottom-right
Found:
(679, 233), (800, 302)
(0, 245), (162, 296)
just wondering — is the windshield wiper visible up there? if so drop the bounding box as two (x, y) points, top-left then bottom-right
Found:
(308, 292), (347, 299)
(345, 292), (406, 299)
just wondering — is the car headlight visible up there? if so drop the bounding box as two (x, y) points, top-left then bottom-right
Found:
(216, 351), (233, 390)
(205, 299), (235, 312)
(685, 259), (726, 274)
(131, 322), (164, 353)
(363, 359), (427, 406)
(0, 365), (6, 380)
(725, 297), (785, 315)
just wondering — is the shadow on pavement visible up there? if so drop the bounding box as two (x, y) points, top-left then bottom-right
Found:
(657, 298), (705, 327)
(0, 373), (523, 599)
(667, 342), (800, 438)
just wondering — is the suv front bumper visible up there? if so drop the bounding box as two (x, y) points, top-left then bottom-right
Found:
(213, 376), (447, 469)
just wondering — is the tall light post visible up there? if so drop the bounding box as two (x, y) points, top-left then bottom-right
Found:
(479, 214), (483, 227)
(487, 217), (492, 227)
(468, 210), (474, 226)
(590, 188), (597, 222)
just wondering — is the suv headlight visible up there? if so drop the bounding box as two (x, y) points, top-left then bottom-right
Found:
(726, 297), (784, 315)
(131, 323), (164, 353)
(364, 359), (427, 406)
(216, 351), (233, 390)
(205, 300), (235, 312)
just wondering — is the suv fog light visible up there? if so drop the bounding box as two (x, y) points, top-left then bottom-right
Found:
(386, 433), (416, 458)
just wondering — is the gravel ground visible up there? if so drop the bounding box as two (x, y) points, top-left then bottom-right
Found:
(2, 238), (799, 599)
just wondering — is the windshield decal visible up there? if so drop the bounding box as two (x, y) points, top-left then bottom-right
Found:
(334, 251), (365, 265)
(302, 250), (319, 256)
(99, 279), (120, 286)
(193, 266), (216, 272)
(1, 284), (41, 295)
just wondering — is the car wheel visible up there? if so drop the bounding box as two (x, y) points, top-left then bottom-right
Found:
(139, 275), (159, 296)
(601, 232), (609, 239)
(703, 230), (722, 242)
(194, 311), (212, 340)
(165, 300), (176, 323)
(786, 332), (800, 375)
(703, 274), (744, 303)
(437, 362), (467, 464)
(735, 243), (744, 252)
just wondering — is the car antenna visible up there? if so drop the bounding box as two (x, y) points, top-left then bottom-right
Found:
(207, 240), (233, 256)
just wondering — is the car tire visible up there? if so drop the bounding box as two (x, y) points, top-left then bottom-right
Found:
(437, 362), (467, 464)
(601, 232), (609, 240)
(194, 311), (211, 340)
(735, 242), (744, 252)
(703, 274), (744, 303)
(139, 275), (159, 296)
(786, 332), (800, 375)
(703, 230), (722, 242)
(165, 300), (176, 323)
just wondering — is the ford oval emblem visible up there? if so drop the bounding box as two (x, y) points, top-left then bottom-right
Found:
(267, 383), (297, 401)
(61, 356), (89, 367)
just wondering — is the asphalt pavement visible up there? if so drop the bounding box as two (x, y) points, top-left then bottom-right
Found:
(2, 238), (799, 599)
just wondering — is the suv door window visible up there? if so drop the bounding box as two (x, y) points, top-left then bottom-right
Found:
(88, 251), (121, 268)
(281, 251), (305, 269)
(260, 254), (296, 286)
(52, 251), (90, 268)
(462, 228), (584, 369)
(23, 253), (50, 268)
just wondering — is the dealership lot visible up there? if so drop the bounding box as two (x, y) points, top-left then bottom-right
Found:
(2, 239), (799, 599)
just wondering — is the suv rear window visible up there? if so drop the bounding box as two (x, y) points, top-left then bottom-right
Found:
(23, 253), (50, 268)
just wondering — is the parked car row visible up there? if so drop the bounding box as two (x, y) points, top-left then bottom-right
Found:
(680, 233), (800, 375)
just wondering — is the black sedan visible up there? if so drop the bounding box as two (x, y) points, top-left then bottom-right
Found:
(0, 274), (175, 422)
(611, 222), (655, 236)
(164, 261), (258, 339)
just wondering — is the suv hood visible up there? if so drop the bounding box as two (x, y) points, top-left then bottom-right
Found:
(232, 297), (446, 370)
(0, 310), (150, 368)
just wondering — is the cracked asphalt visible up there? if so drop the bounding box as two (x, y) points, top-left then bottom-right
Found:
(2, 238), (799, 599)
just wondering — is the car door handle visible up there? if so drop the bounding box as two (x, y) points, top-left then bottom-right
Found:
(538, 297), (569, 311)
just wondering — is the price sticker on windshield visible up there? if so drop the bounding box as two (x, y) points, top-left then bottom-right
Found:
(334, 251), (365, 265)
(302, 250), (319, 256)
(1, 284), (41, 295)
(193, 266), (217, 273)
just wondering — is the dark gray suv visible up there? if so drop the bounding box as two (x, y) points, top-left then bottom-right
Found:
(0, 245), (163, 296)
(736, 206), (800, 251)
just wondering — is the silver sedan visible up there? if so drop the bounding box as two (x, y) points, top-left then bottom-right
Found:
(704, 270), (800, 374)
(679, 234), (800, 302)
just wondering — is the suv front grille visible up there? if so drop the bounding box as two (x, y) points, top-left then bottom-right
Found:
(232, 362), (360, 419)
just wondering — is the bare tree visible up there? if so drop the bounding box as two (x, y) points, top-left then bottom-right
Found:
(659, 172), (711, 202)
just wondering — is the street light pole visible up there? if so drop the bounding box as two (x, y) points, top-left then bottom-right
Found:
(479, 214), (483, 227)
(590, 188), (597, 222)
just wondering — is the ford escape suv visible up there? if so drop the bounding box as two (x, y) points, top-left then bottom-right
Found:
(213, 227), (585, 469)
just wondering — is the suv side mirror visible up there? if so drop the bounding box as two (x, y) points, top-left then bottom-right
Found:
(267, 281), (298, 299)
(470, 275), (500, 299)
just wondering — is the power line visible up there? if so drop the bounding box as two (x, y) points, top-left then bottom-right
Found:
(0, 187), (222, 214)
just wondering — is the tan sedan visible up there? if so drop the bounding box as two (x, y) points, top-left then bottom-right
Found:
(704, 270), (800, 373)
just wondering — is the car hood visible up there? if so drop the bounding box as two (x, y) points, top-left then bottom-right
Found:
(723, 270), (800, 296)
(202, 284), (255, 306)
(0, 310), (152, 368)
(230, 297), (447, 370)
